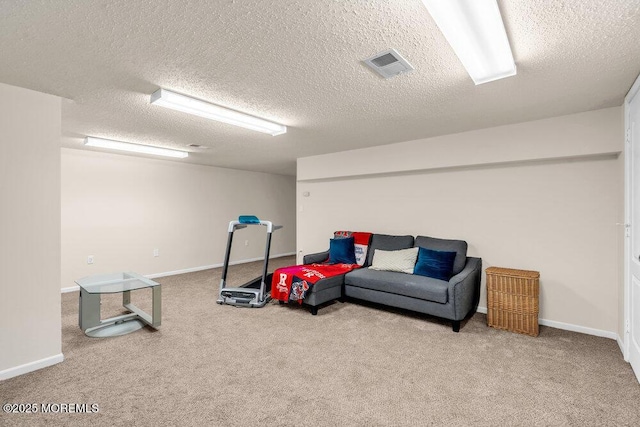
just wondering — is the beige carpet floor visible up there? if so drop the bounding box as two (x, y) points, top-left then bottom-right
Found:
(2, 256), (640, 426)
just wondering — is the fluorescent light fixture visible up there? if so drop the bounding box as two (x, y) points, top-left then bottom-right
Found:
(84, 137), (188, 158)
(150, 88), (287, 136)
(421, 0), (516, 85)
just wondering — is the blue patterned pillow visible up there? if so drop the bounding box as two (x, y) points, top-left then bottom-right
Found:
(328, 236), (356, 264)
(413, 247), (457, 280)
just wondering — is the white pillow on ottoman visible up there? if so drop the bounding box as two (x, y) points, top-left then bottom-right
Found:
(369, 247), (419, 274)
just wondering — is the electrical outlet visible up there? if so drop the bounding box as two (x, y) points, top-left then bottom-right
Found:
(87, 255), (94, 265)
(153, 248), (159, 257)
(244, 240), (249, 246)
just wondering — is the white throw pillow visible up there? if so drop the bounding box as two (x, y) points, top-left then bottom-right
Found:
(369, 247), (419, 274)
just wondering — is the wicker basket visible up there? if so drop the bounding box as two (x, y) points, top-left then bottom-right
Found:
(486, 267), (540, 337)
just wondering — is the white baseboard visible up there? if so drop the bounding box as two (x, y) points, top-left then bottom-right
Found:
(61, 252), (297, 293)
(146, 251), (296, 279)
(617, 335), (627, 359)
(476, 306), (618, 340)
(0, 353), (64, 381)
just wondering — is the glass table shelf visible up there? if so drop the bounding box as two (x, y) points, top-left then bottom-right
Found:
(76, 272), (160, 294)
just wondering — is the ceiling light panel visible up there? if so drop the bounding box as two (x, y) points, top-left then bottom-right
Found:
(421, 0), (516, 85)
(150, 88), (287, 136)
(84, 137), (188, 158)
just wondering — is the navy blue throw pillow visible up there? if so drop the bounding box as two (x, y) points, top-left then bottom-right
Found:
(328, 236), (356, 264)
(413, 247), (457, 280)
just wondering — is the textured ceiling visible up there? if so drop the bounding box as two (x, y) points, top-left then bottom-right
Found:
(0, 0), (639, 176)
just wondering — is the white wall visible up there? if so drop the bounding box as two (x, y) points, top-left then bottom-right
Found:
(0, 83), (62, 379)
(297, 107), (624, 337)
(61, 149), (296, 289)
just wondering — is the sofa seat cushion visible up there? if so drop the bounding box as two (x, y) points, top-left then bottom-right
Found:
(311, 273), (345, 291)
(345, 268), (448, 304)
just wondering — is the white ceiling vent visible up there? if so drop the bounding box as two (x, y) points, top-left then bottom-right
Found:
(363, 49), (414, 79)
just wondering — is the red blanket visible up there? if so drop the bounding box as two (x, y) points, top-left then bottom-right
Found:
(271, 263), (361, 303)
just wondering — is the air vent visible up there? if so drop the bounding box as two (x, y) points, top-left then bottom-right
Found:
(363, 48), (414, 79)
(186, 144), (209, 149)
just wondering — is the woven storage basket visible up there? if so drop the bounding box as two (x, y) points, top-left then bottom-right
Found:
(486, 267), (540, 337)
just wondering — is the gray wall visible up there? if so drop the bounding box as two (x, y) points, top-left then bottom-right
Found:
(297, 107), (624, 337)
(61, 148), (296, 288)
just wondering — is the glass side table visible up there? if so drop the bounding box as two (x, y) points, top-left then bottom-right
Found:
(75, 272), (161, 338)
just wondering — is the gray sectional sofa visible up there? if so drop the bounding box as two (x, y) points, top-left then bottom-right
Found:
(302, 233), (482, 332)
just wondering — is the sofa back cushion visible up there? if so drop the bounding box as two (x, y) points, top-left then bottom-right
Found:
(414, 236), (468, 276)
(365, 234), (415, 267)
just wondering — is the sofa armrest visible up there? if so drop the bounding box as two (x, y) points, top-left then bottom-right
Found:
(448, 257), (482, 320)
(303, 250), (330, 264)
